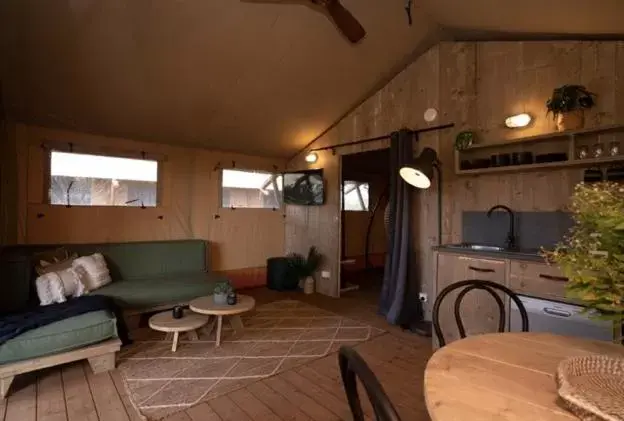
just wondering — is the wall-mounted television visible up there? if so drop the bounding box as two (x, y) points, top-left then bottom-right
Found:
(283, 169), (324, 206)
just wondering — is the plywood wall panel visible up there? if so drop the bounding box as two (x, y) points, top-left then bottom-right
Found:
(288, 40), (624, 310)
(616, 43), (624, 119)
(285, 151), (341, 297)
(580, 42), (616, 127)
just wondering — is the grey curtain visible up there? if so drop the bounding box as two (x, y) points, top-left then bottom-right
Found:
(379, 129), (423, 326)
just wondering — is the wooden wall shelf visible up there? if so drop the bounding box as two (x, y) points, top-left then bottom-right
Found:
(455, 123), (624, 175)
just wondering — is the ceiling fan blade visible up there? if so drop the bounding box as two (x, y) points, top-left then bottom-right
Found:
(324, 1), (365, 43)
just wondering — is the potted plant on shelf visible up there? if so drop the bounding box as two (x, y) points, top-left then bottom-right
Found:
(213, 281), (231, 305)
(546, 84), (596, 132)
(287, 246), (323, 295)
(543, 182), (624, 344)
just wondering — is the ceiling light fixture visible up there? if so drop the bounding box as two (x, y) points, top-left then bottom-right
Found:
(505, 113), (532, 128)
(305, 152), (318, 164)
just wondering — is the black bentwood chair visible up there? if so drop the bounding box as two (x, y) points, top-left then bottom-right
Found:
(338, 346), (402, 421)
(432, 279), (529, 347)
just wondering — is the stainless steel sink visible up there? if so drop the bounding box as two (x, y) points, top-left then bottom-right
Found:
(444, 243), (507, 252)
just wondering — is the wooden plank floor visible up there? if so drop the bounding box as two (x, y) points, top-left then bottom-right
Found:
(2, 287), (433, 421)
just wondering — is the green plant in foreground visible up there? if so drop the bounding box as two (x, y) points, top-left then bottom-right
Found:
(544, 182), (624, 322)
(287, 246), (323, 280)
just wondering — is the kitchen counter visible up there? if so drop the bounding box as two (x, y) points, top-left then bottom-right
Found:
(433, 244), (548, 262)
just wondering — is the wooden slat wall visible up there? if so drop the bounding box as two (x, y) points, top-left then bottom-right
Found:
(13, 124), (287, 271)
(286, 41), (624, 309)
(285, 136), (390, 297)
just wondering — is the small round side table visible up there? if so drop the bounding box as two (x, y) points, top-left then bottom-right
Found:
(189, 295), (256, 347)
(148, 310), (209, 352)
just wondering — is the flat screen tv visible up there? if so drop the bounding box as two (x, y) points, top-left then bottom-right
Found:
(283, 169), (324, 206)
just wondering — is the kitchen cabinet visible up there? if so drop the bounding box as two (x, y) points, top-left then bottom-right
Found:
(434, 253), (506, 345)
(508, 260), (568, 301)
(433, 250), (575, 348)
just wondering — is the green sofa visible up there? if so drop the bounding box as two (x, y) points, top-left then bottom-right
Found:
(0, 239), (229, 396)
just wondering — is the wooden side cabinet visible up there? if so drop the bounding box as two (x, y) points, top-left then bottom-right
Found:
(434, 252), (506, 346)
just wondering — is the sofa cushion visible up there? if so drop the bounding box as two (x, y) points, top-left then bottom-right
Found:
(0, 310), (117, 364)
(92, 272), (228, 309)
(68, 240), (208, 281)
(0, 240), (215, 313)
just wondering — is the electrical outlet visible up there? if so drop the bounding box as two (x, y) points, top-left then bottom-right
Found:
(321, 271), (331, 279)
(419, 292), (428, 303)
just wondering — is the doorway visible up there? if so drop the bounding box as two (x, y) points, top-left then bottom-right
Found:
(339, 148), (390, 300)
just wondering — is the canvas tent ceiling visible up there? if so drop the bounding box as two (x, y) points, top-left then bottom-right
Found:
(1, 0), (623, 158)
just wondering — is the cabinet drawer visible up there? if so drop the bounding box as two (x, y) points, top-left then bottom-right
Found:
(435, 253), (506, 347)
(509, 260), (568, 299)
(458, 256), (506, 282)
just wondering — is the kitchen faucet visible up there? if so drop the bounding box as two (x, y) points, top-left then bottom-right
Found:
(487, 205), (516, 250)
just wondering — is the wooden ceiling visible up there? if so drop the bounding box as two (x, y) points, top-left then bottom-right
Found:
(1, 0), (623, 157)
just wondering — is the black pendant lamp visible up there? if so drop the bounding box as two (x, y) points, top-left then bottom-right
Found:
(399, 147), (442, 249)
(399, 147), (439, 189)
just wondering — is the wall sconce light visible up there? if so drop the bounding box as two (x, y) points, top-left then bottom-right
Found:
(305, 152), (318, 163)
(505, 113), (532, 128)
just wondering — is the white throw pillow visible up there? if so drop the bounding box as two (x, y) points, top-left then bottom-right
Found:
(72, 253), (112, 291)
(35, 267), (87, 306)
(57, 267), (87, 297)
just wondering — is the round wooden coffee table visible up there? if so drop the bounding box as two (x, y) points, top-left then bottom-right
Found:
(189, 295), (256, 347)
(148, 310), (209, 352)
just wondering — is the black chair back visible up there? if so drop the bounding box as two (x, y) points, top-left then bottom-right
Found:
(432, 279), (529, 347)
(338, 346), (402, 421)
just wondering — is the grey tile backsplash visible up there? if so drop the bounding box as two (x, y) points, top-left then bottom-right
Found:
(462, 211), (573, 250)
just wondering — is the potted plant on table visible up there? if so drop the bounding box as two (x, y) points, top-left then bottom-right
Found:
(544, 182), (624, 344)
(287, 246), (323, 295)
(213, 281), (231, 305)
(546, 85), (596, 131)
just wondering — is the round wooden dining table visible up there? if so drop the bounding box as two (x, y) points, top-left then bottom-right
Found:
(424, 332), (624, 421)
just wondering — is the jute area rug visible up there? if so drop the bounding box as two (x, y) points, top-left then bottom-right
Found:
(118, 299), (385, 420)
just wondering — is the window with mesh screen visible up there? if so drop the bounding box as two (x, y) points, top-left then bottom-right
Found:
(221, 169), (282, 209)
(342, 181), (369, 211)
(49, 151), (158, 207)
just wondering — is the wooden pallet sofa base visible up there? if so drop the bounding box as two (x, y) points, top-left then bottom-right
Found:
(0, 338), (121, 398)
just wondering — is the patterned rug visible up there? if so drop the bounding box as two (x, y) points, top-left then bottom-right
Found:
(118, 299), (385, 420)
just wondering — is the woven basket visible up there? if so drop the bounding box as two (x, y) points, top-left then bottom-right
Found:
(557, 355), (624, 421)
